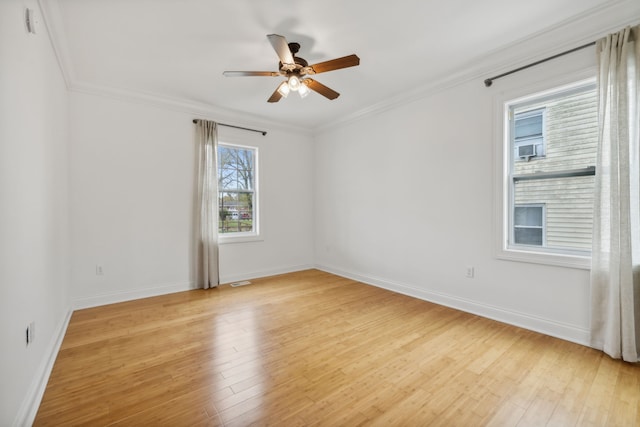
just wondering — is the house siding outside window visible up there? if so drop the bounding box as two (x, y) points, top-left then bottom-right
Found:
(509, 82), (597, 254)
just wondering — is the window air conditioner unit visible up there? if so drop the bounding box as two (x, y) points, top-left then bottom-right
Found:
(518, 144), (536, 160)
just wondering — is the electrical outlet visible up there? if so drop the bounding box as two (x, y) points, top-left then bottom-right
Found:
(96, 265), (104, 275)
(465, 266), (474, 278)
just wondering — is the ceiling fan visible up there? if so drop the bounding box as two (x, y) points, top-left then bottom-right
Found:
(223, 34), (360, 103)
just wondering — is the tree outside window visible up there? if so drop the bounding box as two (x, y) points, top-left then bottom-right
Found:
(218, 144), (257, 234)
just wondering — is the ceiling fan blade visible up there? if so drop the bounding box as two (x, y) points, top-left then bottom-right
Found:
(267, 34), (294, 65)
(267, 87), (283, 103)
(223, 71), (280, 77)
(304, 79), (340, 100)
(309, 54), (360, 74)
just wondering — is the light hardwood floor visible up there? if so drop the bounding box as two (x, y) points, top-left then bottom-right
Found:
(35, 269), (639, 426)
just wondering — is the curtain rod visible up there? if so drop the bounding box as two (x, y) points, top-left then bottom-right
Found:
(192, 119), (267, 136)
(484, 41), (596, 87)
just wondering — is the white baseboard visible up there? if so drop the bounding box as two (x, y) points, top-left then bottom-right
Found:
(72, 264), (315, 310)
(315, 264), (590, 347)
(14, 308), (72, 427)
(72, 281), (196, 310)
(220, 264), (314, 285)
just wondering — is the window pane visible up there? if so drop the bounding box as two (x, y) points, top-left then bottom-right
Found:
(514, 228), (543, 246)
(514, 206), (542, 227)
(236, 149), (254, 190)
(219, 167), (237, 190)
(219, 149), (253, 191)
(218, 146), (233, 170)
(512, 89), (597, 175)
(513, 175), (594, 251)
(515, 114), (542, 140)
(218, 190), (254, 233)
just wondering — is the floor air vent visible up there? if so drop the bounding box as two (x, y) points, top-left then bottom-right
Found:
(230, 280), (252, 287)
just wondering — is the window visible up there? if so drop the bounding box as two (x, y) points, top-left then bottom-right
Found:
(513, 204), (545, 246)
(218, 143), (258, 238)
(497, 78), (598, 267)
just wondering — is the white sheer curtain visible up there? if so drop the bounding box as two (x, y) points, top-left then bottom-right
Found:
(590, 25), (640, 362)
(195, 120), (219, 289)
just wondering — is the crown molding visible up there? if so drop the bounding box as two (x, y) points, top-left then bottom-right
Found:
(69, 80), (312, 136)
(38, 0), (639, 137)
(36, 0), (312, 137)
(315, 0), (640, 134)
(472, 0), (639, 82)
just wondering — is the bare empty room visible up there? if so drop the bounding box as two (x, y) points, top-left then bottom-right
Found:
(2, 0), (640, 425)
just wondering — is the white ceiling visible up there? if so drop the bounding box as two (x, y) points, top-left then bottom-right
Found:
(43, 0), (640, 131)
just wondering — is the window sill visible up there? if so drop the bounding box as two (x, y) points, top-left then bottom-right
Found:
(496, 247), (590, 270)
(219, 233), (263, 245)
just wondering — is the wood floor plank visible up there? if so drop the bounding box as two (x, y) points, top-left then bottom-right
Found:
(485, 401), (526, 427)
(33, 269), (640, 426)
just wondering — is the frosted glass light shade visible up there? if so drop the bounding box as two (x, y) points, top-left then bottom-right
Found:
(298, 83), (310, 98)
(277, 81), (290, 97)
(288, 75), (301, 91)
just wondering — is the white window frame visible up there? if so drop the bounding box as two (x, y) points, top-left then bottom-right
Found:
(493, 74), (596, 269)
(218, 142), (261, 244)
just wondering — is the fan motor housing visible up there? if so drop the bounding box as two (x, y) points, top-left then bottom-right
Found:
(288, 42), (301, 54)
(278, 42), (308, 72)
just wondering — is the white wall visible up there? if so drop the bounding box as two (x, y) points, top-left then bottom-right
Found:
(0, 1), (71, 424)
(216, 126), (316, 284)
(5, 2), (634, 423)
(314, 49), (597, 345)
(69, 92), (314, 308)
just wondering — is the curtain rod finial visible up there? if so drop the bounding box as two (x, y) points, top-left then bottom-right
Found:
(484, 79), (493, 87)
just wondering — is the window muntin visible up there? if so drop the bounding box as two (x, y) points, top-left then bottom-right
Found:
(504, 80), (597, 258)
(218, 143), (257, 236)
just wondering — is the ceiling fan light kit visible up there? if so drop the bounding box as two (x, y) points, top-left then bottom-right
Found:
(277, 75), (311, 99)
(223, 34), (360, 103)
